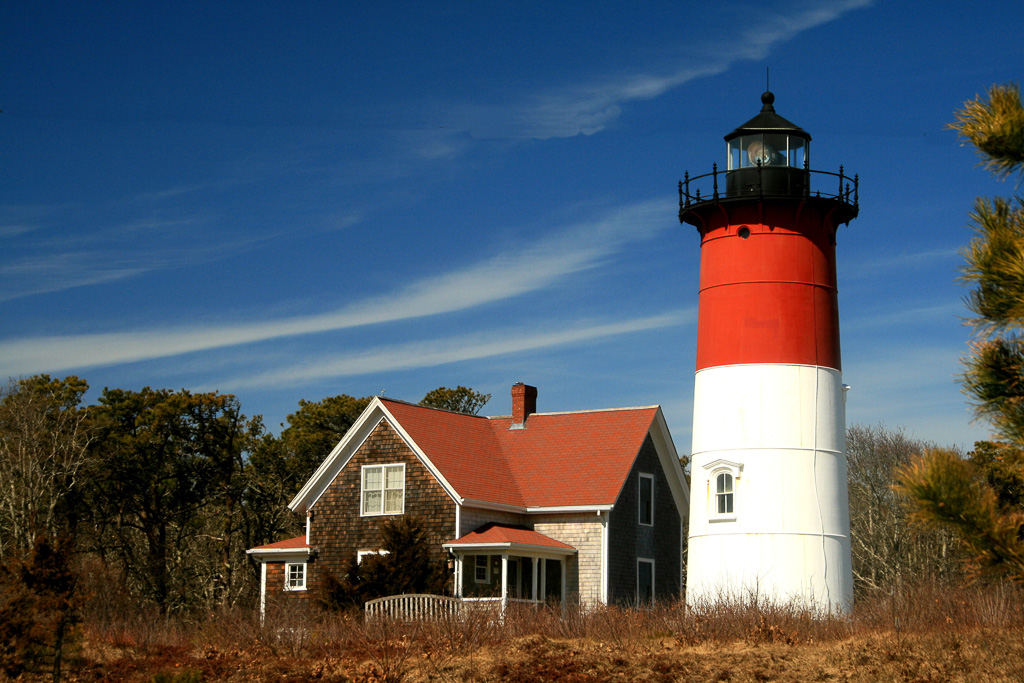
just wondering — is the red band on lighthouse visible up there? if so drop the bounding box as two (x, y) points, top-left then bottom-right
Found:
(695, 209), (842, 371)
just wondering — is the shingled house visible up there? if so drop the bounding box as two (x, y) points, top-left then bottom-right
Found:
(247, 383), (689, 615)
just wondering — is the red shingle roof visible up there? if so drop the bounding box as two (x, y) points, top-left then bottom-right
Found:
(381, 399), (658, 508)
(445, 523), (576, 550)
(249, 535), (310, 551)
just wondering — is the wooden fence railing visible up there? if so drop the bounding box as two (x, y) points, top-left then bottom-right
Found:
(364, 594), (461, 621)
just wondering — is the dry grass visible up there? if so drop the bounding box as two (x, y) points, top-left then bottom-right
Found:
(36, 582), (1024, 682)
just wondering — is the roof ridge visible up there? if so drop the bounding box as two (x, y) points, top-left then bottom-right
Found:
(486, 404), (660, 420)
(380, 396), (489, 418)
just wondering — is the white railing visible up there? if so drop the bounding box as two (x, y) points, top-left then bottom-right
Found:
(364, 594), (461, 622)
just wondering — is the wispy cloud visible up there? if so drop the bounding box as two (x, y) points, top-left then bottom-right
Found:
(0, 228), (267, 303)
(0, 253), (153, 302)
(0, 198), (674, 376)
(453, 0), (873, 140)
(851, 246), (961, 274)
(0, 224), (40, 238)
(844, 302), (967, 331)
(224, 311), (694, 389)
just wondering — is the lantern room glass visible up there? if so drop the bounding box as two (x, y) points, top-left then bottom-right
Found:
(727, 134), (807, 171)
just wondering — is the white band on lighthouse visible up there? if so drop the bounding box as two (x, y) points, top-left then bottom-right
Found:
(687, 363), (853, 612)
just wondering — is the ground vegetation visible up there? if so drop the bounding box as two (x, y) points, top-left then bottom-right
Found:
(16, 581), (1024, 682)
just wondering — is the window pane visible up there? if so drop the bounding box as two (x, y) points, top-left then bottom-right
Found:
(287, 563), (305, 589)
(363, 490), (382, 515)
(385, 465), (403, 489)
(384, 488), (403, 514)
(639, 476), (653, 525)
(763, 134), (787, 166)
(364, 466), (382, 490)
(638, 561), (653, 603)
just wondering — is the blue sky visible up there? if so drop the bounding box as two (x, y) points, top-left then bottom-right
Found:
(2, 0), (1022, 450)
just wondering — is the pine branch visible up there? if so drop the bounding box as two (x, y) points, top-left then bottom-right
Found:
(895, 448), (1024, 582)
(951, 83), (1024, 180)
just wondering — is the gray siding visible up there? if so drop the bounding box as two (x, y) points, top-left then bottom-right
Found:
(607, 435), (683, 604)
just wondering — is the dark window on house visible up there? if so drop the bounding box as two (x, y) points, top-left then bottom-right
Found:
(544, 559), (562, 601)
(474, 554), (490, 583)
(637, 559), (654, 604)
(639, 473), (654, 526)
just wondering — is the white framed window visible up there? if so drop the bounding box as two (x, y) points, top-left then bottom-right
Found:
(638, 473), (654, 526)
(474, 554), (490, 584)
(284, 562), (306, 591)
(361, 463), (405, 516)
(637, 558), (654, 604)
(703, 459), (742, 522)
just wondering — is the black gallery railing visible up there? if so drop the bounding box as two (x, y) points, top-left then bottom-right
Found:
(679, 163), (859, 212)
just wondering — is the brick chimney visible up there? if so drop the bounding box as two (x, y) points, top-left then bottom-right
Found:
(511, 383), (537, 428)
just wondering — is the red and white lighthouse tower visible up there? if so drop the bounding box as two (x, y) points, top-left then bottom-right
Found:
(679, 92), (858, 613)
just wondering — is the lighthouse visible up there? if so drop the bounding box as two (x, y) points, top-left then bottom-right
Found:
(679, 92), (858, 613)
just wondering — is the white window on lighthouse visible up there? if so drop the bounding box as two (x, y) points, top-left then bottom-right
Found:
(715, 473), (734, 515)
(704, 459), (743, 521)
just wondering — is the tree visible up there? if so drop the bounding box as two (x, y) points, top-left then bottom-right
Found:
(419, 386), (491, 414)
(0, 376), (91, 560)
(0, 536), (80, 682)
(86, 387), (263, 611)
(322, 516), (446, 610)
(278, 394), (373, 490)
(846, 425), (963, 592)
(897, 83), (1024, 582)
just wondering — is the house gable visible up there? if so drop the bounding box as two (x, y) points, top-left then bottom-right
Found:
(305, 418), (456, 597)
(290, 398), (462, 515)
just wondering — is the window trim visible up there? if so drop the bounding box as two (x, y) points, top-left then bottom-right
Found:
(703, 458), (742, 522)
(284, 562), (306, 591)
(360, 463), (406, 516)
(637, 557), (655, 604)
(638, 473), (654, 527)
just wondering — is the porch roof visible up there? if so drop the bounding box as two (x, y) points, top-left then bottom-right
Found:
(246, 535), (314, 559)
(443, 523), (576, 556)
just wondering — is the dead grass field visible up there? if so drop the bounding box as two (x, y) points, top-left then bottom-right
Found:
(38, 583), (1024, 682)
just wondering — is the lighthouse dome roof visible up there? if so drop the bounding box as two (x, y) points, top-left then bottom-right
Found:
(725, 91), (810, 142)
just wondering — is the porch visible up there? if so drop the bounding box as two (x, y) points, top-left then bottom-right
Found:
(443, 523), (577, 614)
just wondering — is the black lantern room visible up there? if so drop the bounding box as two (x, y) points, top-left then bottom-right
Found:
(725, 91), (810, 197)
(679, 91), (858, 228)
